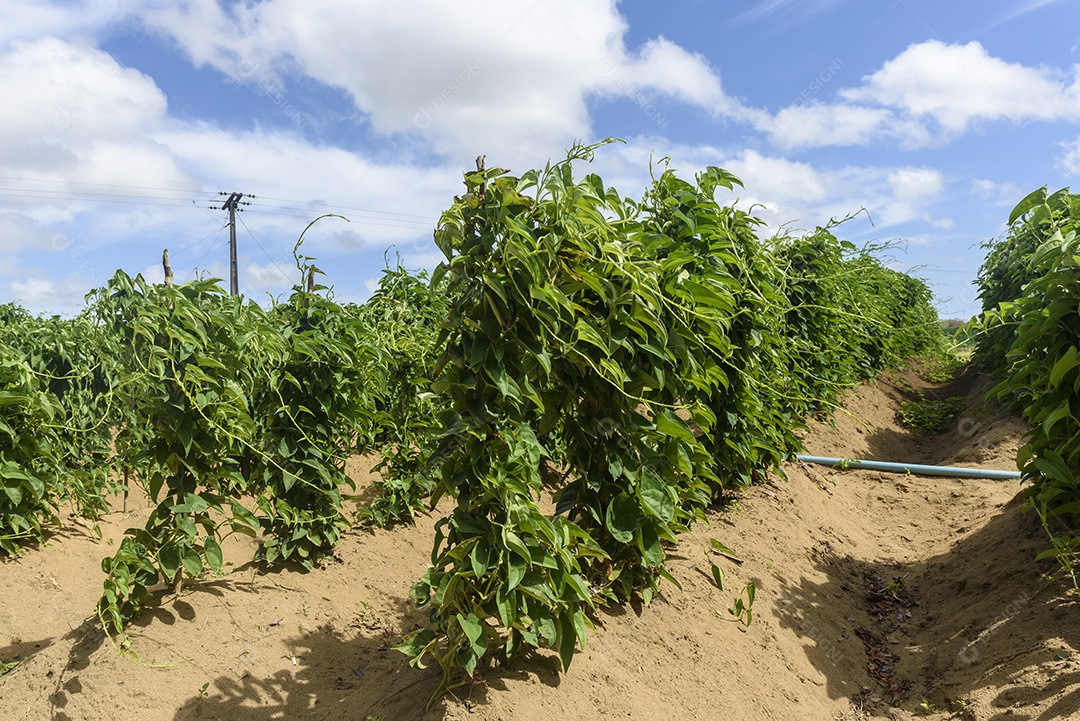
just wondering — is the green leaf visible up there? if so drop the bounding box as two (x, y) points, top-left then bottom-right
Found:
(181, 547), (204, 578)
(710, 538), (742, 563)
(1043, 404), (1074, 436)
(1009, 185), (1047, 225)
(203, 538), (223, 573)
(393, 628), (438, 666)
(604, 493), (639, 544)
(507, 555), (525, 590)
(470, 540), (491, 578)
(655, 409), (694, 444)
(457, 613), (488, 658)
(574, 319), (608, 352)
(557, 612), (577, 672)
(710, 563), (724, 590)
(1049, 346), (1079, 388)
(638, 472), (675, 522)
(1034, 453), (1075, 486)
(159, 546), (181, 582)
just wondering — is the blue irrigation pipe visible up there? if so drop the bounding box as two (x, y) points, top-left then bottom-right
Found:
(794, 455), (1023, 480)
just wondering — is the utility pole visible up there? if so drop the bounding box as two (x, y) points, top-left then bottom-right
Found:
(210, 192), (253, 295)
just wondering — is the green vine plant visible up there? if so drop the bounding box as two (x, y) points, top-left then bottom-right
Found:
(94, 216), (384, 634)
(713, 581), (756, 627)
(393, 142), (944, 706)
(975, 185), (1080, 595)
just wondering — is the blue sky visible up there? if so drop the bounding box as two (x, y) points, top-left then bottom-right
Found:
(2, 0), (1079, 318)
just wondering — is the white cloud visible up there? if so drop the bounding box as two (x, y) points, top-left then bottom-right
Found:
(766, 103), (892, 149)
(244, 260), (298, 293)
(888, 167), (943, 203)
(843, 41), (1080, 134)
(731, 0), (848, 25)
(0, 1), (124, 46)
(0, 212), (61, 252)
(0, 36), (168, 147)
(764, 40), (1080, 149)
(7, 272), (95, 313)
(1060, 137), (1080, 176)
(972, 178), (1026, 206)
(137, 0), (747, 165)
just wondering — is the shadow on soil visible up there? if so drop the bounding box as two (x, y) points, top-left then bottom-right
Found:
(773, 493), (1079, 720)
(168, 587), (449, 721)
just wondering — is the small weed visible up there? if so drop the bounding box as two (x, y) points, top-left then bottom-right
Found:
(898, 393), (964, 434)
(885, 576), (908, 592)
(1031, 498), (1080, 594)
(949, 697), (976, 718)
(0, 659), (20, 677)
(714, 581), (756, 627)
(917, 698), (936, 714)
(198, 682), (210, 697)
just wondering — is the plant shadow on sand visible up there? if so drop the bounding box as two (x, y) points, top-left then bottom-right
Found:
(164, 586), (441, 721)
(166, 587), (568, 721)
(772, 492), (1080, 720)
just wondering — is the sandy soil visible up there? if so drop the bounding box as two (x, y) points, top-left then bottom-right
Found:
(1, 363), (1076, 721)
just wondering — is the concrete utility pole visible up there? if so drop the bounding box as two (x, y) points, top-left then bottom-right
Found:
(211, 192), (253, 296)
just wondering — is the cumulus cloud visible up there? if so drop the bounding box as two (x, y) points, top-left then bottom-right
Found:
(0, 212), (64, 252)
(972, 178), (1027, 206)
(7, 272), (97, 313)
(767, 103), (892, 150)
(1060, 137), (1080, 177)
(0, 0), (124, 46)
(0, 36), (167, 146)
(843, 41), (1080, 132)
(764, 40), (1080, 149)
(137, 0), (750, 165)
(244, 260), (298, 293)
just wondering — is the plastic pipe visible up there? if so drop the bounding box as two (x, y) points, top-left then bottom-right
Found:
(794, 454), (1023, 480)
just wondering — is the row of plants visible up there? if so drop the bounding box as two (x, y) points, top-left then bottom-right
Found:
(1, 145), (943, 692)
(0, 228), (448, 633)
(976, 187), (1080, 582)
(394, 142), (944, 701)
(0, 304), (126, 554)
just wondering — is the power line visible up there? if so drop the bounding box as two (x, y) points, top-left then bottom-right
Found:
(248, 205), (434, 230)
(169, 221), (231, 260)
(184, 226), (228, 280)
(0, 175), (210, 195)
(252, 194), (434, 221)
(0, 187), (215, 208)
(237, 213), (293, 286)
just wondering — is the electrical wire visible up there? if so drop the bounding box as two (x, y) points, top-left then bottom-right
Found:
(237, 214), (292, 283)
(252, 194), (433, 221)
(183, 225), (228, 279)
(168, 221), (231, 260)
(0, 175), (209, 195)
